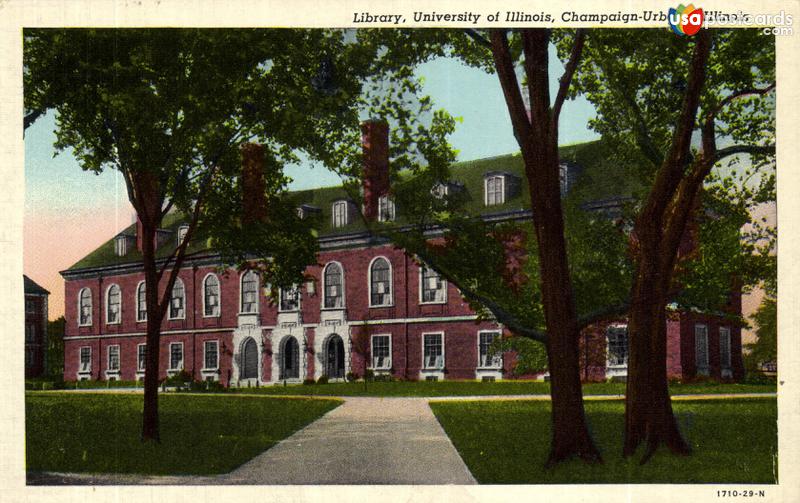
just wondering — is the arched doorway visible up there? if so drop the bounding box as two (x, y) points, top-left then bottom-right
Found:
(325, 334), (345, 379)
(281, 337), (300, 379)
(241, 337), (259, 380)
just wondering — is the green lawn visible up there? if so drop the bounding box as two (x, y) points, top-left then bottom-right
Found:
(25, 393), (341, 475)
(232, 379), (776, 397)
(430, 398), (777, 484)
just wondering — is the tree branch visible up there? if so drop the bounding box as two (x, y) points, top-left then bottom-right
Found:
(23, 109), (44, 133)
(552, 29), (586, 128)
(489, 29), (532, 148)
(464, 29), (492, 49)
(577, 300), (631, 329)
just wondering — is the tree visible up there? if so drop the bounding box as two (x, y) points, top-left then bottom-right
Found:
(745, 296), (777, 372)
(23, 28), (432, 442)
(45, 316), (65, 380)
(568, 28), (775, 461)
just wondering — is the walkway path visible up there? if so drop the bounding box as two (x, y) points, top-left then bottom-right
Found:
(223, 397), (476, 484)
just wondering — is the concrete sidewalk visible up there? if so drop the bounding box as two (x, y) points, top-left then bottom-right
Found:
(223, 397), (476, 484)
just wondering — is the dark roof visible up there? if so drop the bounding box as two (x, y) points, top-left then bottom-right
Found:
(65, 139), (635, 273)
(24, 275), (50, 295)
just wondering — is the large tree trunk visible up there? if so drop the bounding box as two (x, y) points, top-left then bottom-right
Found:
(524, 143), (601, 466)
(141, 220), (162, 443)
(624, 244), (691, 461)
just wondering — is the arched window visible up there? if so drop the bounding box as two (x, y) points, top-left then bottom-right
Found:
(369, 257), (392, 307)
(241, 270), (259, 313)
(323, 262), (344, 309)
(78, 288), (92, 326)
(169, 278), (185, 319)
(203, 274), (220, 317)
(106, 284), (121, 324)
(136, 282), (147, 322)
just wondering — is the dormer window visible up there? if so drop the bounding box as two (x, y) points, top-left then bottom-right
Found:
(485, 175), (505, 206)
(378, 196), (395, 222)
(177, 225), (189, 246)
(114, 235), (129, 256)
(297, 204), (322, 220)
(332, 200), (349, 228)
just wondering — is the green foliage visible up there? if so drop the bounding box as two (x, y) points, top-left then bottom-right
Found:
(745, 296), (777, 370)
(317, 375), (329, 385)
(45, 317), (65, 380)
(489, 336), (548, 375)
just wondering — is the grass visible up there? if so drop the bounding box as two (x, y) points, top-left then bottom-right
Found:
(430, 398), (778, 484)
(231, 379), (776, 397)
(25, 393), (341, 475)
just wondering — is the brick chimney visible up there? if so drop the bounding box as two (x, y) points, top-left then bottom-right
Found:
(361, 119), (390, 221)
(241, 143), (268, 225)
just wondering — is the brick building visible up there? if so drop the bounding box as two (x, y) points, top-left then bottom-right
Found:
(24, 275), (50, 378)
(59, 123), (744, 385)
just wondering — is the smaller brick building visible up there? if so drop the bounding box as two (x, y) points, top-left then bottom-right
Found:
(24, 275), (50, 378)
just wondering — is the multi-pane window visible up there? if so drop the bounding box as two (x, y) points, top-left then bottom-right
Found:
(372, 335), (391, 369)
(324, 263), (344, 309)
(204, 341), (219, 370)
(423, 333), (444, 369)
(107, 345), (120, 371)
(607, 326), (629, 366)
(136, 282), (147, 322)
(177, 225), (189, 246)
(169, 279), (185, 319)
(420, 266), (446, 303)
(719, 327), (732, 369)
(378, 196), (395, 222)
(279, 286), (300, 312)
(204, 274), (220, 317)
(25, 324), (35, 343)
(137, 344), (147, 371)
(79, 347), (91, 372)
(332, 200), (348, 228)
(169, 343), (183, 370)
(106, 284), (121, 324)
(241, 270), (259, 313)
(695, 324), (709, 373)
(479, 331), (502, 368)
(79, 288), (92, 326)
(370, 257), (392, 306)
(485, 175), (505, 205)
(115, 235), (128, 256)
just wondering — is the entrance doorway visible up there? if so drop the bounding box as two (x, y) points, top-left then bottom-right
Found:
(325, 334), (345, 378)
(281, 337), (300, 379)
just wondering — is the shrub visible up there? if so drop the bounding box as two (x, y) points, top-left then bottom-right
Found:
(317, 375), (329, 385)
(364, 369), (375, 381)
(346, 372), (359, 382)
(302, 378), (316, 385)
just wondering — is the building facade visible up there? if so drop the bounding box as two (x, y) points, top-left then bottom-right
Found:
(24, 275), (50, 378)
(60, 123), (745, 385)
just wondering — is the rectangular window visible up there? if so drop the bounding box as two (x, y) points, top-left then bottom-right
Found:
(479, 331), (502, 368)
(137, 344), (147, 371)
(420, 266), (446, 303)
(107, 345), (120, 371)
(372, 335), (391, 369)
(169, 343), (183, 370)
(719, 327), (732, 369)
(79, 346), (91, 372)
(378, 196), (395, 222)
(695, 324), (709, 374)
(25, 324), (36, 344)
(279, 287), (300, 312)
(332, 201), (348, 228)
(607, 326), (629, 366)
(204, 341), (219, 370)
(485, 176), (505, 205)
(423, 333), (444, 369)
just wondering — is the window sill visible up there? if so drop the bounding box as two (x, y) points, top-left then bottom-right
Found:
(167, 317), (186, 321)
(78, 324), (93, 328)
(320, 307), (346, 311)
(201, 368), (220, 373)
(105, 321), (121, 326)
(476, 366), (503, 371)
(202, 314), (221, 319)
(419, 300), (447, 306)
(369, 304), (395, 309)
